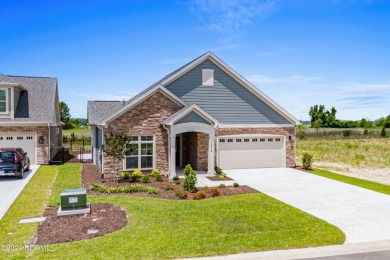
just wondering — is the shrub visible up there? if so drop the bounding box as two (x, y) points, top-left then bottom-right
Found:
(343, 130), (351, 138)
(155, 174), (163, 182)
(173, 180), (181, 185)
(141, 175), (150, 183)
(219, 184), (226, 188)
(193, 191), (206, 200)
(302, 153), (314, 170)
(183, 164), (197, 192)
(175, 190), (188, 199)
(233, 182), (239, 187)
(381, 127), (388, 138)
(210, 187), (220, 197)
(214, 166), (223, 174)
(219, 175), (225, 181)
(151, 168), (160, 178)
(162, 183), (174, 191)
(173, 175), (180, 181)
(90, 184), (158, 194)
(121, 171), (130, 180)
(132, 170), (142, 178)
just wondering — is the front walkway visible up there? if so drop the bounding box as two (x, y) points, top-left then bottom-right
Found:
(224, 168), (390, 244)
(0, 165), (40, 220)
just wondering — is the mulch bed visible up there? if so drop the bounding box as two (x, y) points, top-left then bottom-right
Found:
(206, 175), (234, 181)
(82, 164), (258, 200)
(35, 203), (127, 245)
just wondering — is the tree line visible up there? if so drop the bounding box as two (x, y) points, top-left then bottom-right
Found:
(60, 101), (88, 129)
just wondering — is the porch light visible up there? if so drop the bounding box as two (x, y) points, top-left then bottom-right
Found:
(39, 136), (45, 144)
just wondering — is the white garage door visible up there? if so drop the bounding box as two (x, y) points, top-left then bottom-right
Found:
(218, 136), (285, 170)
(0, 134), (36, 164)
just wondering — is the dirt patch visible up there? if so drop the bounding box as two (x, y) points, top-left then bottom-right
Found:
(82, 164), (258, 200)
(206, 175), (234, 181)
(35, 203), (127, 245)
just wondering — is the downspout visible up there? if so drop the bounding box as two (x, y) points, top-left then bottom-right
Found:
(162, 123), (171, 176)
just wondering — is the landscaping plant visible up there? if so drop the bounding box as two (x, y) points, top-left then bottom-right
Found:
(219, 184), (226, 188)
(141, 175), (150, 183)
(210, 187), (220, 197)
(90, 184), (158, 194)
(162, 183), (174, 191)
(233, 182), (239, 187)
(219, 175), (225, 180)
(175, 189), (188, 199)
(152, 168), (160, 178)
(214, 166), (223, 174)
(302, 153), (314, 170)
(131, 170), (142, 182)
(183, 164), (197, 192)
(193, 191), (206, 200)
(121, 171), (130, 180)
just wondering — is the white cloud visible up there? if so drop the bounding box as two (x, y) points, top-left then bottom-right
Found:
(190, 0), (277, 35)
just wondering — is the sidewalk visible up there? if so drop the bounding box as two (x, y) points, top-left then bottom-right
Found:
(179, 240), (390, 260)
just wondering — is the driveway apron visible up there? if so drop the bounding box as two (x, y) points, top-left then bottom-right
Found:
(225, 168), (390, 244)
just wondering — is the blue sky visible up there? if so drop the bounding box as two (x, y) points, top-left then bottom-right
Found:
(1, 0), (389, 121)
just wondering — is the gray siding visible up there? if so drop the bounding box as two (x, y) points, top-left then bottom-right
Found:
(165, 60), (290, 124)
(176, 111), (211, 125)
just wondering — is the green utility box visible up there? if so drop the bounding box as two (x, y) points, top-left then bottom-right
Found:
(60, 188), (87, 210)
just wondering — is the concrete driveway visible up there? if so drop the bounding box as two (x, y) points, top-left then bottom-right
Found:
(225, 168), (390, 244)
(0, 165), (40, 221)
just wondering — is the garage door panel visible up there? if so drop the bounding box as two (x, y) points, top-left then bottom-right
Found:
(0, 134), (36, 164)
(218, 136), (284, 169)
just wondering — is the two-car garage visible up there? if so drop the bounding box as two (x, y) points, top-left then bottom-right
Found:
(217, 135), (285, 170)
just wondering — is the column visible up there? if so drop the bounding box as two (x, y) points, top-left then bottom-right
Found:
(170, 134), (176, 177)
(207, 133), (215, 175)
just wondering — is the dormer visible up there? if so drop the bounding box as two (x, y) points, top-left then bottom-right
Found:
(0, 77), (26, 119)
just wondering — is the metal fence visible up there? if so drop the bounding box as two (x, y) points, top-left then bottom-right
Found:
(50, 138), (92, 164)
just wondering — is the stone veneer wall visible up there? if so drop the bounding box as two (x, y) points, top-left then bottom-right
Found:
(215, 127), (296, 167)
(104, 91), (182, 176)
(0, 126), (49, 164)
(181, 132), (208, 171)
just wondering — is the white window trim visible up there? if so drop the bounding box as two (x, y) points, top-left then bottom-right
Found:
(123, 135), (156, 171)
(0, 87), (8, 114)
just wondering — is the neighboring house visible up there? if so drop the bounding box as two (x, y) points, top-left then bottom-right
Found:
(88, 52), (300, 177)
(0, 74), (62, 165)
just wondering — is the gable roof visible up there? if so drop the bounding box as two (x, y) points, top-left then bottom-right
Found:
(162, 104), (220, 126)
(159, 52), (300, 125)
(88, 52), (300, 126)
(96, 84), (186, 126)
(87, 100), (125, 125)
(0, 75), (59, 124)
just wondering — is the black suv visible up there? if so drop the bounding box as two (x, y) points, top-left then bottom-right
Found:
(0, 148), (30, 179)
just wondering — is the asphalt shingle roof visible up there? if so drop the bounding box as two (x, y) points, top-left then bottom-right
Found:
(0, 74), (58, 123)
(87, 100), (125, 125)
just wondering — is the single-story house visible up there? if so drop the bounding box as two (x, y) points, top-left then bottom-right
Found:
(0, 74), (62, 165)
(88, 52), (300, 177)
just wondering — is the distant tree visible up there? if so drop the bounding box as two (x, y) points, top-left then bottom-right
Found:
(59, 101), (72, 129)
(312, 119), (322, 135)
(381, 127), (388, 138)
(362, 119), (373, 136)
(103, 132), (135, 182)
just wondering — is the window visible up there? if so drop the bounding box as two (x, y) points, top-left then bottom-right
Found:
(259, 138), (265, 142)
(268, 138), (273, 142)
(227, 139), (233, 143)
(219, 139), (225, 143)
(27, 136), (33, 140)
(236, 139), (241, 142)
(0, 137), (3, 140)
(0, 88), (7, 113)
(124, 135), (155, 170)
(6, 137), (13, 140)
(252, 138), (258, 142)
(202, 69), (214, 86)
(244, 139), (249, 142)
(275, 138), (281, 142)
(17, 137), (23, 140)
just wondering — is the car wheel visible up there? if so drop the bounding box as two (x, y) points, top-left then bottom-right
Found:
(17, 169), (24, 179)
(26, 162), (30, 171)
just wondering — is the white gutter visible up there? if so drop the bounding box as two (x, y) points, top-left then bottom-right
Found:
(0, 121), (49, 126)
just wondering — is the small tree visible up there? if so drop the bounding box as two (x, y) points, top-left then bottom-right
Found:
(381, 127), (388, 138)
(302, 153), (314, 170)
(103, 132), (135, 182)
(183, 164), (197, 192)
(312, 119), (322, 136)
(59, 101), (72, 129)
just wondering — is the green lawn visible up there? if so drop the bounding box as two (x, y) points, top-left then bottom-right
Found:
(62, 126), (90, 133)
(1, 164), (345, 259)
(307, 169), (390, 195)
